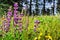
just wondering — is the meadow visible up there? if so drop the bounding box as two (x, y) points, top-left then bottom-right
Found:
(0, 2), (60, 40)
(0, 15), (60, 40)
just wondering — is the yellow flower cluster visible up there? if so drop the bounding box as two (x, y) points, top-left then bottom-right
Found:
(45, 35), (52, 40)
(34, 33), (43, 40)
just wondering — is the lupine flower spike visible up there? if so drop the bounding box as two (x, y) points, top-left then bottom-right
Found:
(34, 20), (40, 32)
(14, 2), (18, 10)
(18, 22), (23, 32)
(6, 7), (12, 27)
(14, 2), (19, 27)
(2, 19), (9, 33)
(7, 7), (12, 17)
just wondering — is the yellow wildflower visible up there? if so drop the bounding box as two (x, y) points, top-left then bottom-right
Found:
(34, 37), (37, 40)
(38, 32), (43, 40)
(39, 33), (43, 36)
(45, 35), (52, 40)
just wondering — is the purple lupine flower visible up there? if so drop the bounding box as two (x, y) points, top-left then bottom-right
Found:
(14, 13), (19, 24)
(6, 8), (12, 28)
(13, 2), (19, 26)
(7, 11), (12, 17)
(14, 13), (17, 18)
(6, 15), (11, 23)
(4, 26), (9, 32)
(14, 3), (18, 18)
(34, 20), (40, 32)
(14, 10), (18, 13)
(6, 8), (11, 25)
(14, 7), (18, 10)
(14, 17), (18, 26)
(4, 20), (10, 27)
(14, 2), (18, 10)
(14, 17), (18, 24)
(14, 2), (18, 16)
(6, 18), (10, 27)
(7, 8), (12, 17)
(14, 2), (18, 7)
(6, 16), (11, 28)
(7, 22), (10, 27)
(6, 16), (11, 22)
(18, 22), (23, 32)
(14, 10), (18, 24)
(3, 20), (10, 32)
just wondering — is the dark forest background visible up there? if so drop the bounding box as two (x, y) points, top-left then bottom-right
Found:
(0, 0), (60, 16)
